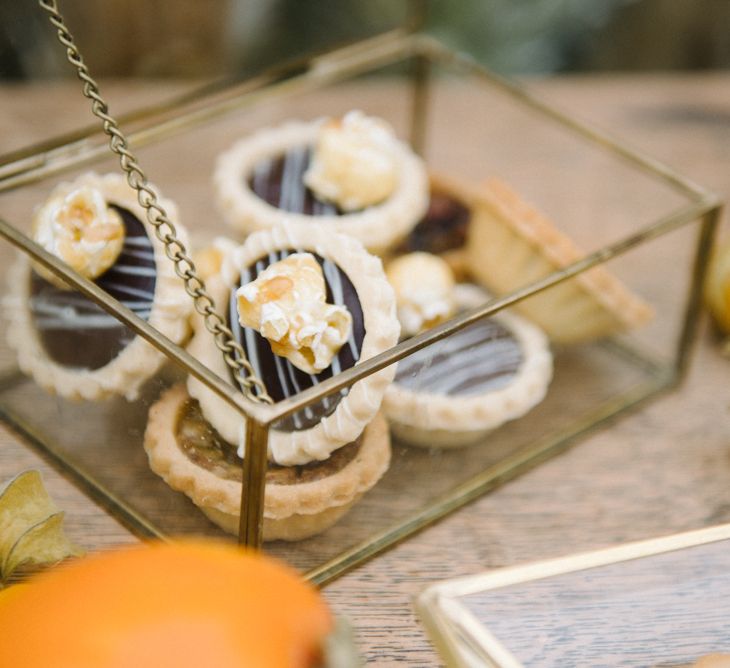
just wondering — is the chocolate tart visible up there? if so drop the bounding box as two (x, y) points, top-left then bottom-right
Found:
(392, 172), (475, 280)
(466, 178), (654, 343)
(144, 384), (391, 541)
(5, 172), (192, 401)
(383, 284), (553, 448)
(213, 119), (429, 255)
(186, 224), (400, 466)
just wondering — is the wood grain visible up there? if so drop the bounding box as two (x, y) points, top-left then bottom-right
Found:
(0, 75), (729, 666)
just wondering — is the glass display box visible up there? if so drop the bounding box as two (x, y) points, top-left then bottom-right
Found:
(0, 3), (722, 584)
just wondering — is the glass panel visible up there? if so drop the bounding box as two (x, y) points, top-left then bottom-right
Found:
(459, 538), (730, 667)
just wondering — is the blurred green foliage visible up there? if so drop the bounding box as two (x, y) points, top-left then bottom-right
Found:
(1, 0), (728, 79)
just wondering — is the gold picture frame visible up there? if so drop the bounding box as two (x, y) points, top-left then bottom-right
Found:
(417, 523), (730, 667)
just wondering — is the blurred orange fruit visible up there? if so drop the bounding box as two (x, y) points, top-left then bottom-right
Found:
(0, 541), (332, 668)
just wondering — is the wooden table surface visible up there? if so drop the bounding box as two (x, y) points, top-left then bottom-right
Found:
(1, 74), (730, 666)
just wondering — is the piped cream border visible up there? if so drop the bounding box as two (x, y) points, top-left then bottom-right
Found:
(186, 224), (400, 466)
(4, 172), (192, 401)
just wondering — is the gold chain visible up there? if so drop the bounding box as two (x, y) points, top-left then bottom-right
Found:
(38, 0), (272, 404)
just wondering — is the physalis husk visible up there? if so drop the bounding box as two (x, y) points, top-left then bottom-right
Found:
(0, 470), (83, 587)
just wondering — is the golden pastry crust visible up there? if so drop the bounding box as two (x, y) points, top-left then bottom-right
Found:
(187, 224), (400, 466)
(213, 119), (429, 255)
(465, 178), (654, 343)
(143, 384), (391, 542)
(384, 284), (552, 448)
(5, 172), (191, 401)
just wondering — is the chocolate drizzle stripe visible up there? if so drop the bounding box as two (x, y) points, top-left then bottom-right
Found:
(280, 147), (301, 212)
(312, 190), (338, 217)
(123, 236), (154, 247)
(396, 319), (523, 397)
(252, 156), (272, 197)
(99, 282), (155, 301)
(228, 249), (365, 432)
(104, 264), (156, 277)
(32, 312), (144, 330)
(408, 343), (521, 393)
(118, 249), (155, 261)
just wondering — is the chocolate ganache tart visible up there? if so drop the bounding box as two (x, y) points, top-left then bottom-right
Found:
(185, 225), (400, 467)
(144, 384), (391, 541)
(145, 225), (399, 538)
(393, 172), (476, 280)
(213, 111), (429, 255)
(383, 254), (553, 448)
(5, 173), (191, 401)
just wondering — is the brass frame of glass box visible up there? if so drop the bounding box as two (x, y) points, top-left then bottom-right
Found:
(0, 29), (722, 585)
(416, 522), (730, 667)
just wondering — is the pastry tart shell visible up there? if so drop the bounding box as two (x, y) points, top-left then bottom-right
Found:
(144, 384), (391, 542)
(466, 178), (654, 343)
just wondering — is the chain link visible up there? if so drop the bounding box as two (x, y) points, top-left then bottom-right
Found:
(38, 0), (272, 404)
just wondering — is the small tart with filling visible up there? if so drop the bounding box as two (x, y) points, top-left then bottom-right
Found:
(144, 384), (391, 542)
(5, 172), (191, 401)
(466, 178), (654, 343)
(392, 172), (475, 280)
(213, 115), (429, 255)
(384, 284), (553, 448)
(186, 224), (400, 466)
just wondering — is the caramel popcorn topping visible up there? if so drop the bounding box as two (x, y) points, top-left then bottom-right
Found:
(303, 110), (398, 211)
(193, 237), (237, 282)
(236, 253), (352, 374)
(32, 185), (125, 286)
(386, 252), (457, 337)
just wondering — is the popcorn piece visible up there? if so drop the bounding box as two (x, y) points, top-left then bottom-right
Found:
(32, 185), (125, 287)
(236, 253), (352, 374)
(303, 110), (398, 212)
(193, 237), (237, 281)
(386, 252), (456, 337)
